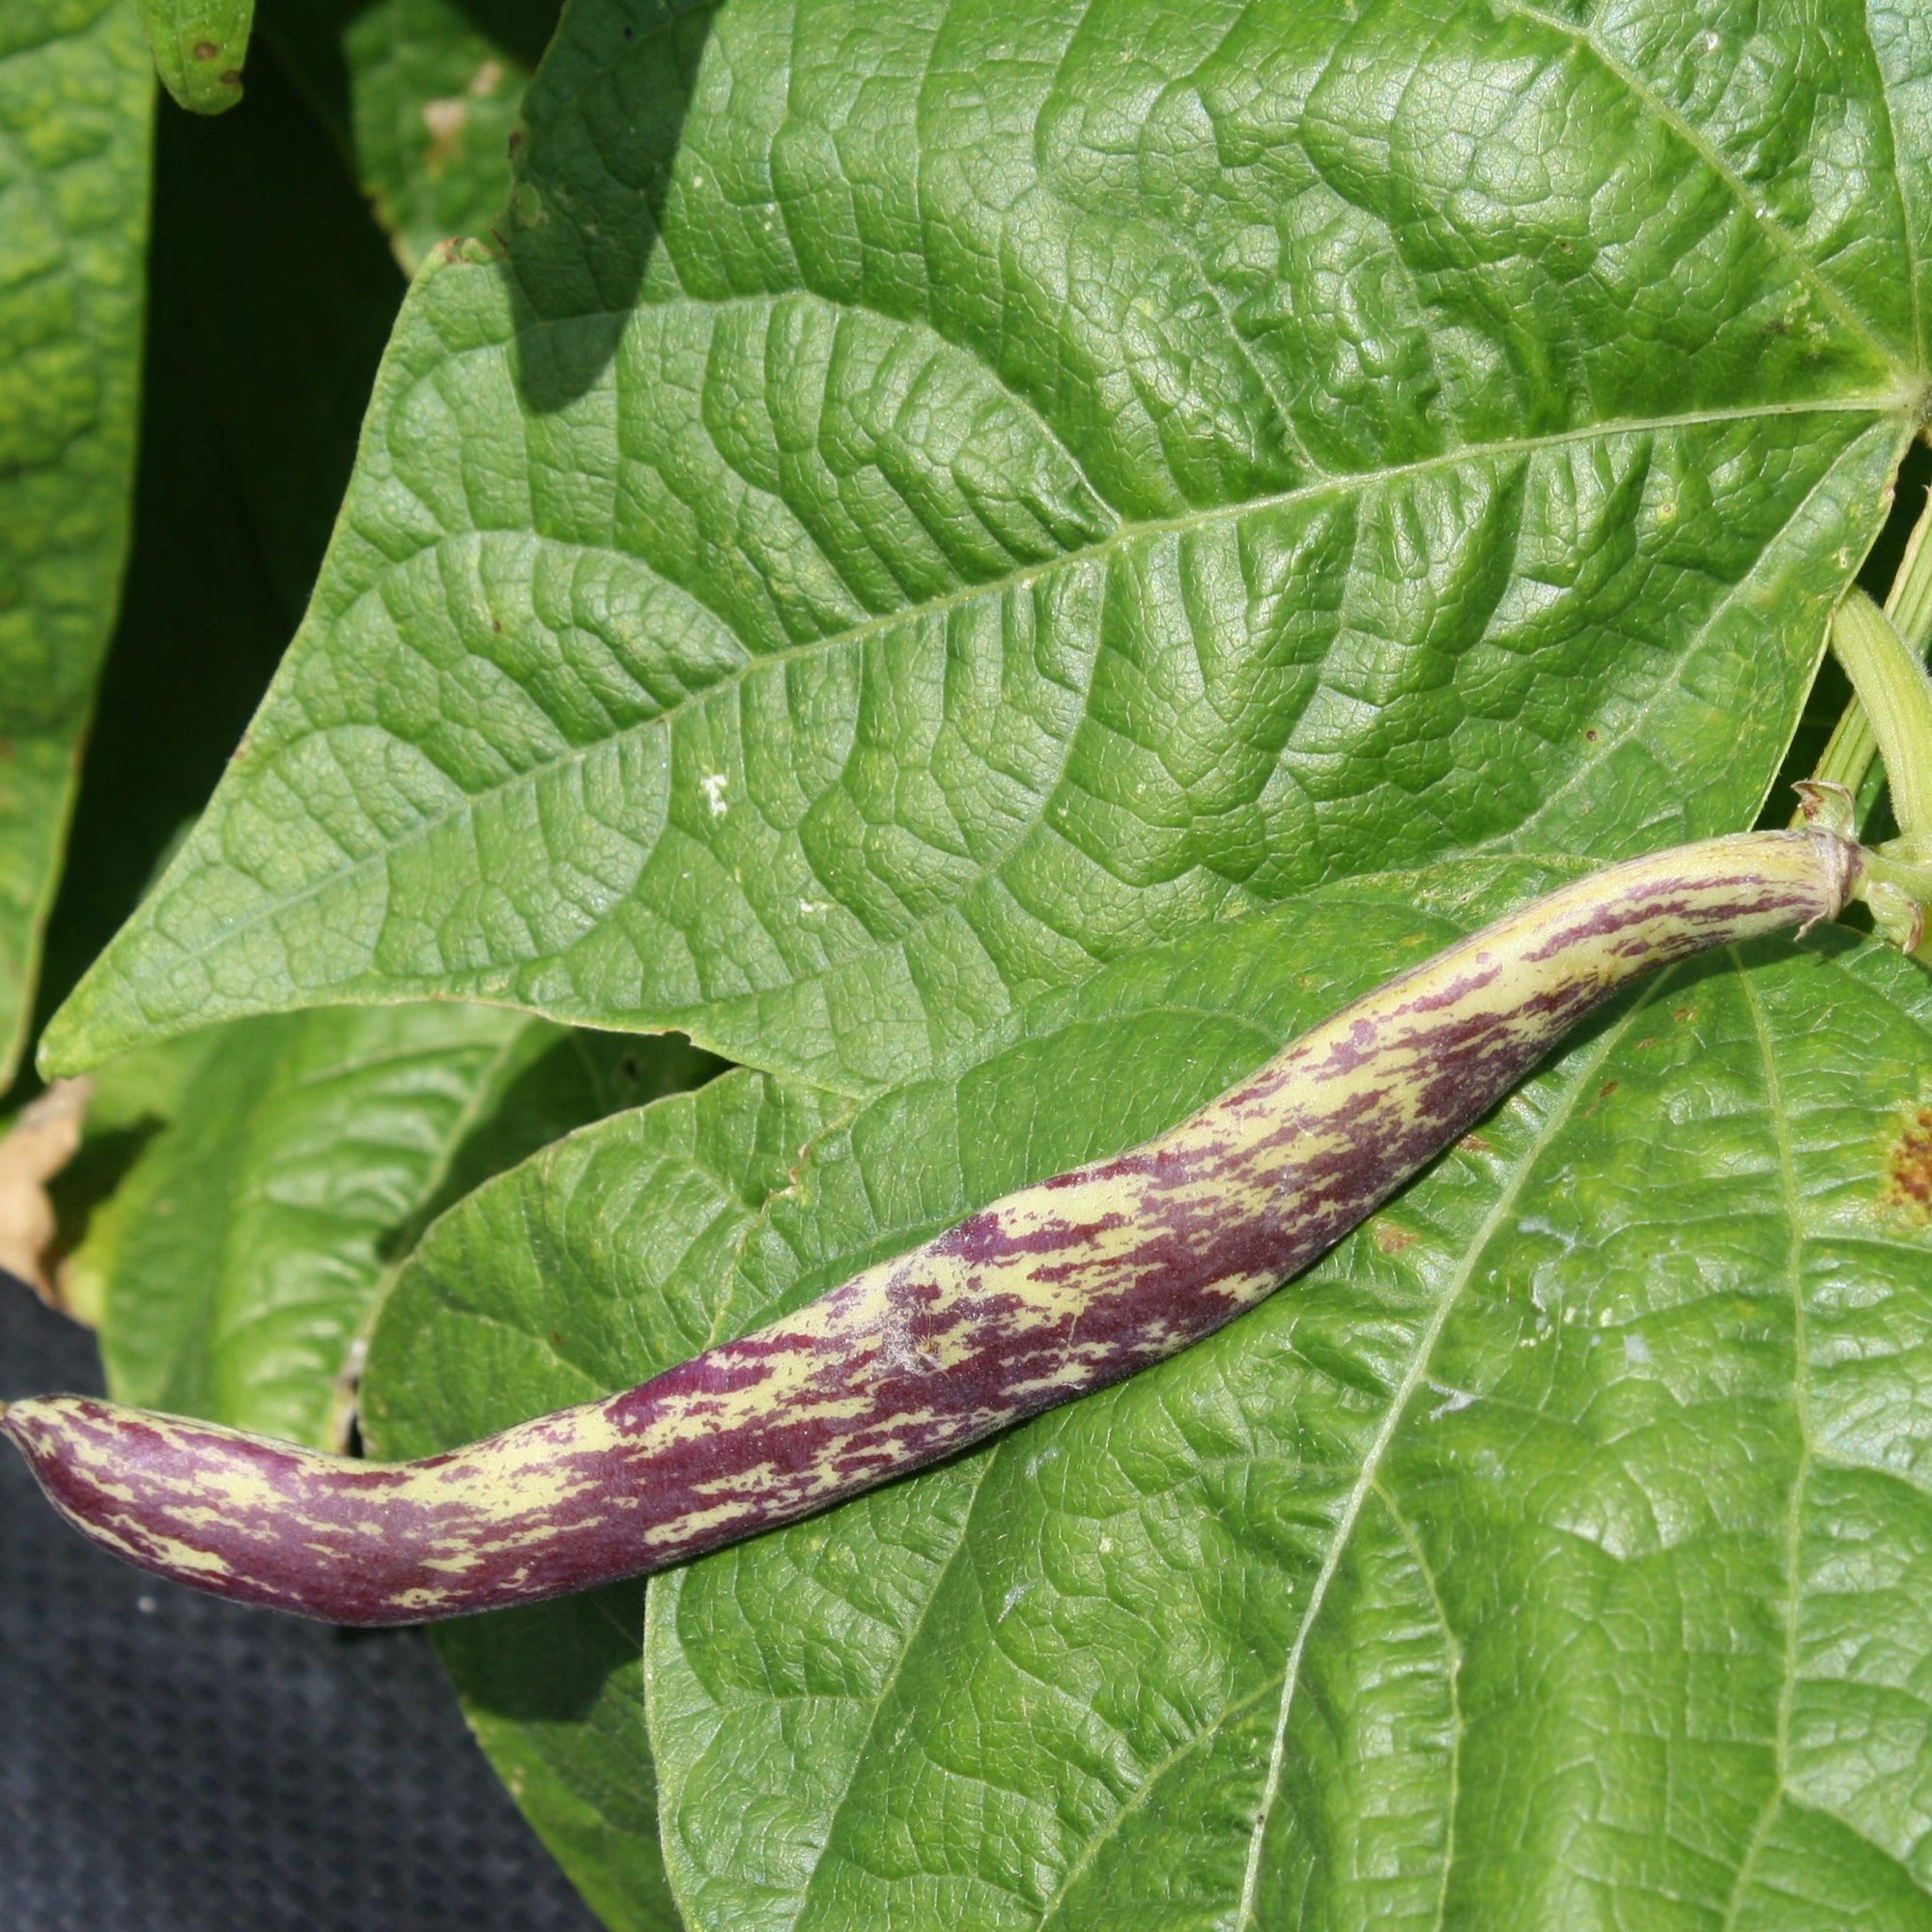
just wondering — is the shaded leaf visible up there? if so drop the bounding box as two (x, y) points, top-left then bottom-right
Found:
(43, 0), (1928, 1088)
(22, 42), (410, 1317)
(0, 0), (153, 1086)
(49, 1032), (217, 1326)
(434, 1592), (680, 1932)
(266, 0), (559, 272)
(101, 1003), (716, 1449)
(345, 0), (554, 270)
(30, 38), (404, 1016)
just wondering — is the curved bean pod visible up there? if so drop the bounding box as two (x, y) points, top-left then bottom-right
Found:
(1, 829), (1862, 1625)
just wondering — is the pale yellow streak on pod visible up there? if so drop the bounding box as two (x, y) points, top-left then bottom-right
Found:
(638, 1498), (766, 1550)
(95, 1518), (239, 1580)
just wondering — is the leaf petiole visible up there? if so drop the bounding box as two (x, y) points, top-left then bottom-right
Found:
(1804, 489), (1932, 820)
(1826, 586), (1932, 861)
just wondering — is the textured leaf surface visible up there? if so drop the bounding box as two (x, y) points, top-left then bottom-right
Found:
(361, 1067), (847, 1932)
(44, 0), (1928, 1087)
(100, 1004), (715, 1449)
(0, 0), (152, 1088)
(638, 894), (1932, 1931)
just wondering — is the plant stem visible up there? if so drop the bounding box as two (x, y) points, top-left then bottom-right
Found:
(1830, 588), (1932, 858)
(1804, 488), (1932, 810)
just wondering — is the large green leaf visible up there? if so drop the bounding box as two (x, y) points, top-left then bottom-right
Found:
(652, 908), (1932, 1930)
(101, 1004), (716, 1448)
(0, 0), (152, 1090)
(361, 1066), (848, 1931)
(43, 0), (1928, 1089)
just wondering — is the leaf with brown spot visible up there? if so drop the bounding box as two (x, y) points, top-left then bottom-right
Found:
(1881, 1104), (1932, 1223)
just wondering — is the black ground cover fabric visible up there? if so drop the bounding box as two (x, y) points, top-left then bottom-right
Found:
(0, 1273), (601, 1932)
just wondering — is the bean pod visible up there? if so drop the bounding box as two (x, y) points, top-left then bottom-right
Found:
(1, 829), (1863, 1625)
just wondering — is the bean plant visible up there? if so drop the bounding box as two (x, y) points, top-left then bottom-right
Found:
(7, 0), (1932, 1925)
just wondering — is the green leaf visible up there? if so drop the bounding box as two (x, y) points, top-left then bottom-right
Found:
(637, 899), (1932, 1930)
(433, 1592), (680, 1932)
(99, 1002), (716, 1448)
(360, 1066), (847, 1932)
(344, 0), (553, 271)
(29, 35), (405, 1029)
(0, 0), (152, 1089)
(43, 0), (1928, 1090)
(134, 0), (250, 111)
(266, 0), (559, 273)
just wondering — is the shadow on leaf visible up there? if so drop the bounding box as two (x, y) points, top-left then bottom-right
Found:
(498, 0), (715, 412)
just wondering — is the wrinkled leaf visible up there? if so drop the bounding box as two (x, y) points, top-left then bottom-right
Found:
(101, 1003), (716, 1449)
(630, 886), (1932, 1931)
(361, 1066), (847, 1932)
(0, 0), (153, 1089)
(44, 0), (1928, 1089)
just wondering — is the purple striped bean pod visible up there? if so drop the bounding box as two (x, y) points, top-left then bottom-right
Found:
(1, 828), (1866, 1626)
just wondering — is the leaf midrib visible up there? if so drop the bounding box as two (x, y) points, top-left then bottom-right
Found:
(1233, 984), (1646, 1931)
(1498, 0), (1920, 380)
(70, 398), (1896, 1063)
(1719, 959), (1811, 1929)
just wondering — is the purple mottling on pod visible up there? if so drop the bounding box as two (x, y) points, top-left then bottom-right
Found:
(2, 830), (1861, 1625)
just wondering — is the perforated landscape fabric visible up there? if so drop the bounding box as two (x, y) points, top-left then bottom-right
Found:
(0, 1273), (600, 1932)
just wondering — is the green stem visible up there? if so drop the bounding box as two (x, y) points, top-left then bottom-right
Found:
(1830, 588), (1932, 858)
(1853, 844), (1932, 955)
(1804, 490), (1932, 809)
